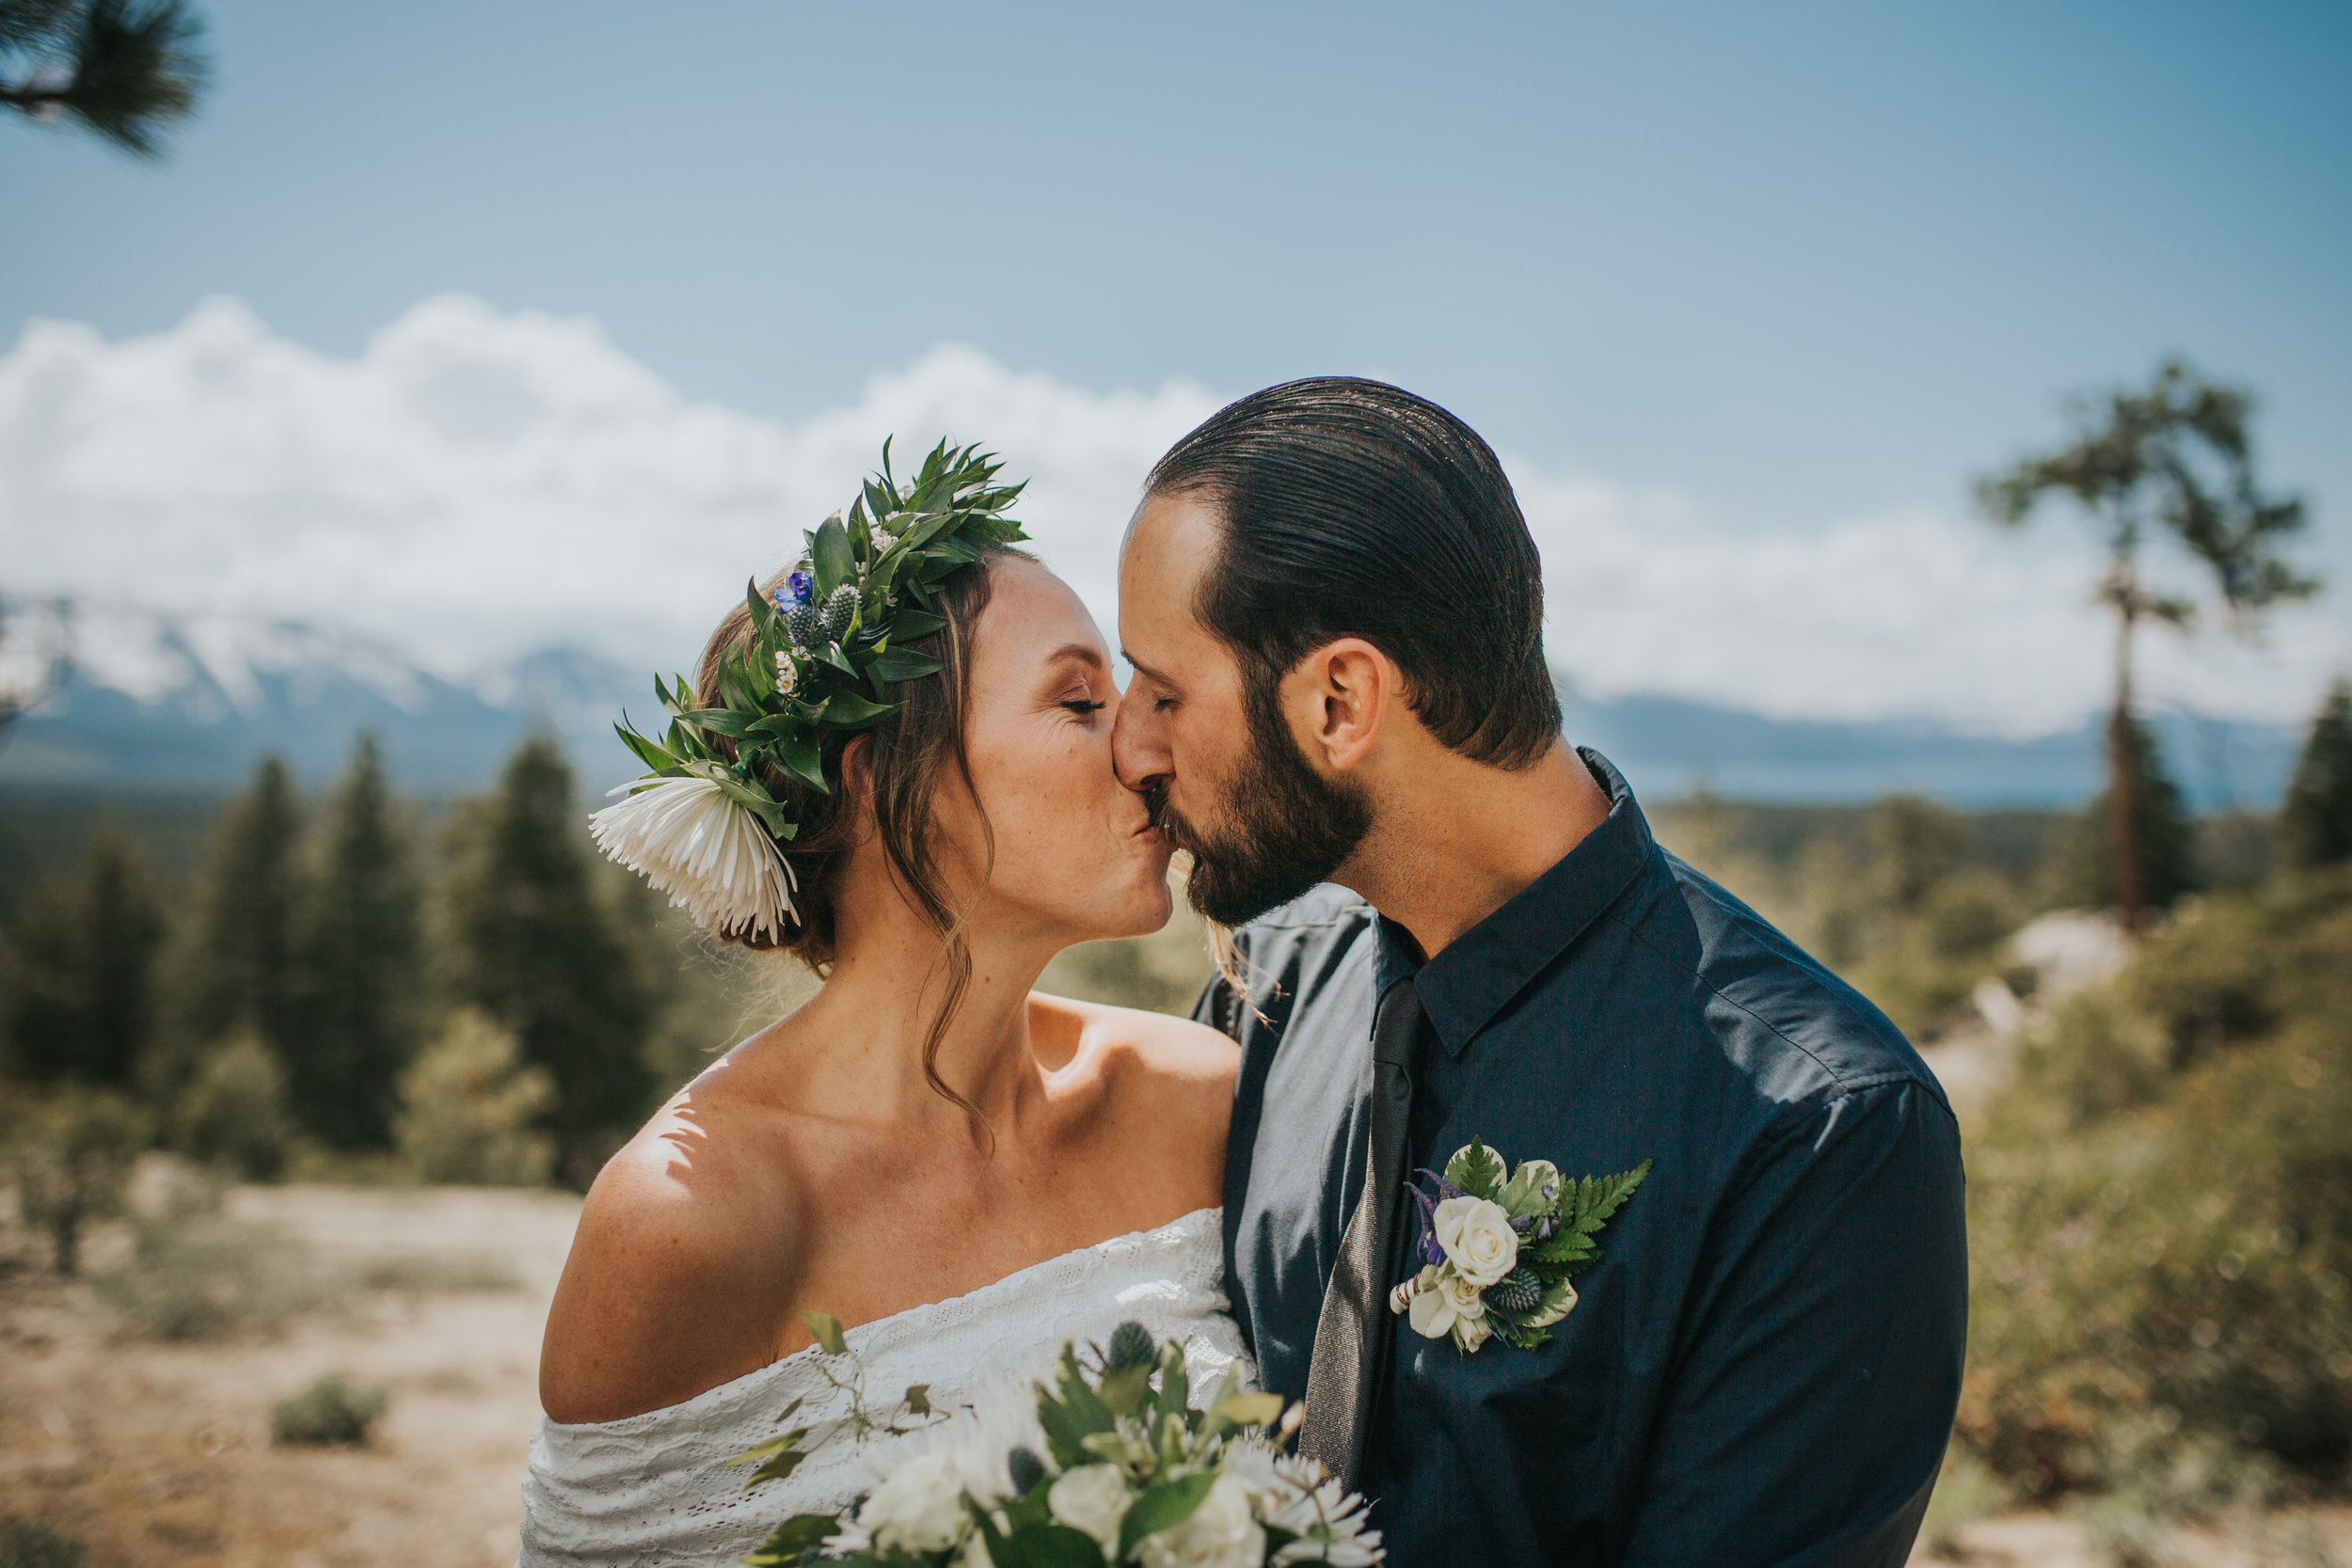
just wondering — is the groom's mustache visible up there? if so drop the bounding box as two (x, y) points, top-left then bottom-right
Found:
(1143, 784), (1208, 859)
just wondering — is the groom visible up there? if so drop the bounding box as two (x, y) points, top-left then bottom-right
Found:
(1112, 379), (1967, 1566)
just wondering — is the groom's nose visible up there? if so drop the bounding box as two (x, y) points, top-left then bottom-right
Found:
(1111, 691), (1170, 794)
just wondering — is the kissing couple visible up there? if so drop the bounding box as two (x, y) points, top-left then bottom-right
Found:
(518, 379), (1967, 1567)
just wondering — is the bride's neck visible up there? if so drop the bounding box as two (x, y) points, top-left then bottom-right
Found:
(753, 880), (1062, 1143)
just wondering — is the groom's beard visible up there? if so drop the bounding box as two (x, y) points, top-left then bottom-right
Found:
(1147, 701), (1373, 928)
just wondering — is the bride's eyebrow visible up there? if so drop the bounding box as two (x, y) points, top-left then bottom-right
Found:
(1041, 643), (1106, 681)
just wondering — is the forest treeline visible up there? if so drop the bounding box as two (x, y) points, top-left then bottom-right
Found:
(0, 735), (771, 1244)
(3, 683), (2349, 1275)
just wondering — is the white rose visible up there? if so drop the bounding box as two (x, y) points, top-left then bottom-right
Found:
(1049, 1464), (1134, 1556)
(1455, 1308), (1493, 1353)
(856, 1451), (966, 1555)
(1137, 1474), (1265, 1568)
(1437, 1267), (1486, 1319)
(1406, 1263), (1486, 1342)
(1433, 1196), (1519, 1287)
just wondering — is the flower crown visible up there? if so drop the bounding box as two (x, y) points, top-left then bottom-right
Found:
(588, 438), (1029, 942)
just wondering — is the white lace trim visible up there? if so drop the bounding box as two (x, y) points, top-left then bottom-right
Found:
(517, 1207), (1249, 1567)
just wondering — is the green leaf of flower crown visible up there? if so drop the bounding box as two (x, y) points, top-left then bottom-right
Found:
(606, 437), (1027, 852)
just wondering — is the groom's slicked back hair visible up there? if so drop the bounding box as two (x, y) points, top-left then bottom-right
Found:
(1145, 376), (1560, 769)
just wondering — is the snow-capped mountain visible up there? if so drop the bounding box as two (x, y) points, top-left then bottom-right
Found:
(0, 595), (648, 795)
(0, 596), (2302, 808)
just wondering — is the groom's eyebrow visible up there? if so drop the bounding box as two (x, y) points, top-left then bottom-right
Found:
(1120, 651), (1168, 686)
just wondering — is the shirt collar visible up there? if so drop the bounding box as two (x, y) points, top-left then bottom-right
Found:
(1373, 748), (1653, 1058)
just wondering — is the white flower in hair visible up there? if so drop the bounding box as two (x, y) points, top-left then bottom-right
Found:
(587, 776), (798, 942)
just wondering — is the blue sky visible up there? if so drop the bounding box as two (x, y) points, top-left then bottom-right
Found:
(3, 0), (2346, 726)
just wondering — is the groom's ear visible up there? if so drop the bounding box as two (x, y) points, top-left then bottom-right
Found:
(1288, 638), (1396, 775)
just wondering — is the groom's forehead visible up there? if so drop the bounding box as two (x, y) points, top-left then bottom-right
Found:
(1120, 494), (1221, 611)
(1122, 490), (1222, 575)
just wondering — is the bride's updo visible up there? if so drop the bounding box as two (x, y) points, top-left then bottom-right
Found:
(690, 543), (1030, 973)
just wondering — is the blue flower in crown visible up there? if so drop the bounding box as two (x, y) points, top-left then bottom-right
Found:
(782, 570), (815, 607)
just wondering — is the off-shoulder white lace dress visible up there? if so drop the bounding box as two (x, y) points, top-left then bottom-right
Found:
(517, 1207), (1250, 1567)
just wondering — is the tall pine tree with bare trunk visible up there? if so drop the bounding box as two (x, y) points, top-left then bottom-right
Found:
(1979, 360), (2315, 931)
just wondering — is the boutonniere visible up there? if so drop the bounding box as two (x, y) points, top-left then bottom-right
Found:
(1390, 1138), (1652, 1354)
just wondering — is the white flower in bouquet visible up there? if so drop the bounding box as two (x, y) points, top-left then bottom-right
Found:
(1255, 1455), (1383, 1567)
(1137, 1474), (1263, 1568)
(1431, 1195), (1518, 1287)
(853, 1451), (968, 1555)
(932, 1378), (1049, 1504)
(739, 1323), (1383, 1566)
(1048, 1463), (1133, 1554)
(587, 776), (797, 942)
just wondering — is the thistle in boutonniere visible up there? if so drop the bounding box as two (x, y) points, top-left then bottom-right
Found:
(1390, 1139), (1652, 1354)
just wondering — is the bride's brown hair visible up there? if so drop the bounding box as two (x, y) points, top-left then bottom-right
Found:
(691, 544), (1031, 1123)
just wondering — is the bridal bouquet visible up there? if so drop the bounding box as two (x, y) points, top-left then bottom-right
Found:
(739, 1322), (1383, 1568)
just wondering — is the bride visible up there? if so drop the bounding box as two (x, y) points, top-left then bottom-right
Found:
(518, 447), (1248, 1565)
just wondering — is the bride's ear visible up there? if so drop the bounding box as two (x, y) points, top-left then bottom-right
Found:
(837, 734), (880, 844)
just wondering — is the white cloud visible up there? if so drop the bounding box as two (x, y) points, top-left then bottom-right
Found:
(2, 295), (2338, 734)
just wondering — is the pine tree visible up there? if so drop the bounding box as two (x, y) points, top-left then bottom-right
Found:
(2280, 679), (2352, 872)
(285, 734), (422, 1149)
(1980, 361), (2315, 931)
(1, 824), (166, 1085)
(1870, 794), (1963, 915)
(2057, 719), (2198, 914)
(443, 736), (651, 1187)
(0, 0), (206, 157)
(171, 755), (304, 1079)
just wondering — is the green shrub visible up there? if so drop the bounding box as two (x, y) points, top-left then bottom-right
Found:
(175, 1032), (296, 1180)
(271, 1373), (388, 1446)
(2014, 989), (2169, 1127)
(1959, 871), (2352, 1503)
(0, 1519), (88, 1568)
(5, 1087), (146, 1275)
(393, 1009), (555, 1186)
(1923, 869), (2023, 960)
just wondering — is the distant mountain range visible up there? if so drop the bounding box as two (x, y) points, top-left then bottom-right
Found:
(0, 596), (2303, 809)
(0, 596), (645, 798)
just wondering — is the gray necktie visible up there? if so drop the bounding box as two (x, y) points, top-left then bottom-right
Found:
(1297, 978), (1422, 1490)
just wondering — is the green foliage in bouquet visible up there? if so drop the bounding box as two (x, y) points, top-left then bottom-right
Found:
(738, 1321), (1380, 1567)
(612, 440), (1028, 841)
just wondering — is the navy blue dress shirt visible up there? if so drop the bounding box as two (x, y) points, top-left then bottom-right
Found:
(1200, 751), (1967, 1567)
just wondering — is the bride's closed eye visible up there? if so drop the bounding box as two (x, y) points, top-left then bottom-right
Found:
(1059, 696), (1107, 720)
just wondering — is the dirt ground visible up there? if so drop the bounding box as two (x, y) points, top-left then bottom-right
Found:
(3, 1181), (2346, 1567)
(1, 1182), (579, 1567)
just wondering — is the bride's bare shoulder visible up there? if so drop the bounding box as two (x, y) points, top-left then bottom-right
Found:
(538, 1086), (803, 1424)
(1030, 992), (1237, 1146)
